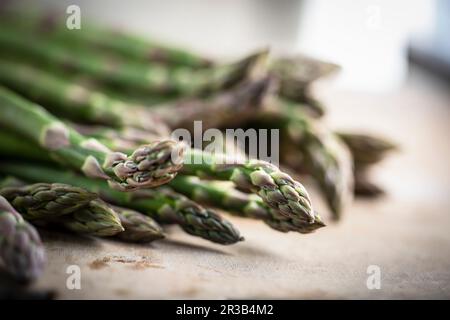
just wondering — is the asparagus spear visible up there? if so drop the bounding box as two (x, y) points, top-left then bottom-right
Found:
(67, 121), (317, 224)
(0, 60), (170, 136)
(182, 148), (316, 223)
(53, 199), (124, 237)
(0, 177), (124, 237)
(93, 143), (316, 224)
(0, 182), (97, 220)
(0, 130), (50, 163)
(152, 77), (273, 131)
(279, 94), (325, 118)
(0, 10), (212, 68)
(337, 132), (398, 168)
(140, 187), (244, 245)
(0, 162), (243, 245)
(0, 86), (184, 191)
(0, 177), (162, 240)
(113, 206), (165, 243)
(0, 59), (270, 134)
(170, 175), (325, 234)
(338, 133), (397, 197)
(71, 123), (162, 152)
(0, 195), (45, 282)
(271, 54), (339, 105)
(248, 98), (354, 220)
(0, 25), (268, 96)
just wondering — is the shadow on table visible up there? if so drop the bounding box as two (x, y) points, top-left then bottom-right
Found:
(38, 228), (104, 249)
(0, 271), (56, 300)
(159, 239), (232, 256)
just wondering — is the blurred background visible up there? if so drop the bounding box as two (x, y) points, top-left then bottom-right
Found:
(13, 0), (449, 91)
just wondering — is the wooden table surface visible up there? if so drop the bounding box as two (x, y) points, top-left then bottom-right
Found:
(25, 68), (450, 299)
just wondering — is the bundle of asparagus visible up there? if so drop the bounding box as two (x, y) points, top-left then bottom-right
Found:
(0, 86), (185, 191)
(0, 7), (397, 284)
(0, 179), (166, 240)
(0, 162), (243, 245)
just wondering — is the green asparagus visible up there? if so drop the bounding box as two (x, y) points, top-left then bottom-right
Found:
(338, 133), (397, 197)
(67, 121), (317, 224)
(247, 98), (354, 220)
(271, 54), (339, 105)
(0, 162), (243, 245)
(338, 132), (398, 168)
(0, 59), (270, 134)
(0, 25), (268, 96)
(71, 123), (161, 152)
(0, 182), (97, 220)
(0, 60), (170, 136)
(55, 199), (124, 237)
(170, 175), (325, 234)
(152, 77), (273, 131)
(113, 206), (165, 243)
(0, 86), (184, 191)
(0, 10), (212, 68)
(0, 195), (45, 282)
(0, 177), (125, 237)
(182, 148), (316, 223)
(279, 95), (325, 118)
(0, 130), (50, 163)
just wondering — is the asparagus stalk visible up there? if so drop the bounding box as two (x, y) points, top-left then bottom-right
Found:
(0, 162), (243, 245)
(53, 199), (124, 237)
(0, 86), (184, 191)
(0, 130), (50, 163)
(248, 98), (354, 220)
(0, 177), (162, 240)
(338, 133), (397, 197)
(0, 25), (268, 96)
(0, 10), (212, 68)
(0, 195), (45, 282)
(0, 86), (316, 225)
(67, 122), (317, 224)
(337, 132), (398, 168)
(170, 175), (325, 234)
(95, 144), (316, 224)
(71, 123), (162, 152)
(113, 206), (165, 243)
(0, 177), (125, 237)
(0, 60), (170, 136)
(182, 148), (316, 223)
(279, 94), (325, 118)
(271, 55), (340, 85)
(0, 182), (97, 220)
(139, 187), (244, 245)
(0, 59), (270, 134)
(271, 55), (339, 105)
(152, 77), (273, 131)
